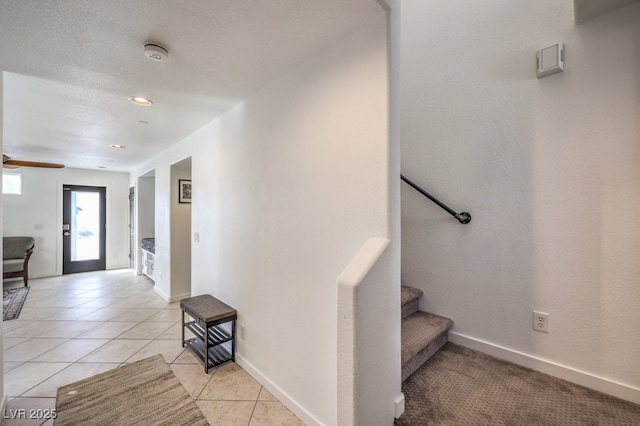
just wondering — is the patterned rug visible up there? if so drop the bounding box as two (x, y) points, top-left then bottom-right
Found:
(3, 286), (30, 321)
(55, 354), (208, 425)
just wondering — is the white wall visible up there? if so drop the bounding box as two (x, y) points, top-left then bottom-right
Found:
(401, 0), (640, 402)
(170, 159), (191, 300)
(1, 70), (6, 409)
(136, 175), (155, 274)
(132, 14), (389, 425)
(3, 167), (130, 277)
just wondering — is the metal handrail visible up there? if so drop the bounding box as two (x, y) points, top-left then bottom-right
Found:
(401, 174), (471, 224)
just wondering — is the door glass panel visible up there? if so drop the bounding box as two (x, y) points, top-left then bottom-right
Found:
(71, 191), (101, 261)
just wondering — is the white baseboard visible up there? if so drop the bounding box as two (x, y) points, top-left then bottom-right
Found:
(235, 353), (323, 426)
(0, 393), (7, 425)
(167, 292), (191, 303)
(153, 285), (191, 303)
(449, 332), (640, 405)
(152, 285), (170, 302)
(394, 393), (405, 419)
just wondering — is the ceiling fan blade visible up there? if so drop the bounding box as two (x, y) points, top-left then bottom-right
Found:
(3, 159), (65, 168)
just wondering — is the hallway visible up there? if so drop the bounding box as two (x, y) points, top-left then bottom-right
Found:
(2, 270), (303, 425)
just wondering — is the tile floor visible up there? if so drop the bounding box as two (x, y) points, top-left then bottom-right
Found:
(2, 270), (304, 425)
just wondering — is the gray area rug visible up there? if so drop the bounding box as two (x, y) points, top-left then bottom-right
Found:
(396, 343), (640, 425)
(3, 286), (29, 321)
(55, 354), (208, 425)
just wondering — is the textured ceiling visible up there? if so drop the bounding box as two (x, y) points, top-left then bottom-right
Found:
(0, 0), (385, 171)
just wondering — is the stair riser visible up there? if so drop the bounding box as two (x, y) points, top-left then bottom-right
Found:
(402, 332), (449, 382)
(402, 299), (420, 319)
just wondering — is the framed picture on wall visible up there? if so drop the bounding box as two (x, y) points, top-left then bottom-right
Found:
(179, 179), (192, 203)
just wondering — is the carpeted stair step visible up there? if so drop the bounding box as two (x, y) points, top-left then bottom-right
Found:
(401, 286), (423, 319)
(402, 311), (453, 382)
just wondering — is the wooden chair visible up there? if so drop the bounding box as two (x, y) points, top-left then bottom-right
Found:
(3, 237), (35, 286)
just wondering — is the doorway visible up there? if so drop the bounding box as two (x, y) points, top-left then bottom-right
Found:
(62, 185), (107, 274)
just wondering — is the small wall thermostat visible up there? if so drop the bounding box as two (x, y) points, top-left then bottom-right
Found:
(537, 43), (564, 78)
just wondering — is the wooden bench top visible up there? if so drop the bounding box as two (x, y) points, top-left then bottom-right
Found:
(180, 294), (237, 324)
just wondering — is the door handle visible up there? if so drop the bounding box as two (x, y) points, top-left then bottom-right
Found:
(63, 232), (71, 237)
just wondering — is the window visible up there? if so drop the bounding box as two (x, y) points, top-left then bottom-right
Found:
(2, 172), (22, 195)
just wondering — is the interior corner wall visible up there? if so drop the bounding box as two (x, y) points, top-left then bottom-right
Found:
(2, 167), (130, 277)
(170, 159), (191, 300)
(132, 13), (389, 424)
(400, 0), (640, 399)
(1, 70), (6, 404)
(136, 176), (155, 275)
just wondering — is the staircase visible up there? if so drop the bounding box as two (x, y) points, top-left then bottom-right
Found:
(401, 285), (453, 381)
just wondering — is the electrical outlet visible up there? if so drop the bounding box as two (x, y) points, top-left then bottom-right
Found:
(533, 311), (549, 333)
(240, 323), (246, 340)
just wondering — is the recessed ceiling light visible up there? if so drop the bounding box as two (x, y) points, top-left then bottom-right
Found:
(128, 96), (152, 106)
(110, 144), (126, 149)
(144, 43), (169, 62)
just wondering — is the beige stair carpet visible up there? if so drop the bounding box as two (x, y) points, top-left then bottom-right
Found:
(396, 343), (640, 425)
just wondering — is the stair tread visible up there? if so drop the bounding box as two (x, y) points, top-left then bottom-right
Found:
(401, 285), (423, 305)
(401, 311), (453, 364)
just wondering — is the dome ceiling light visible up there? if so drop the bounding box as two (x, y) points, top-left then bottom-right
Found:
(128, 96), (152, 106)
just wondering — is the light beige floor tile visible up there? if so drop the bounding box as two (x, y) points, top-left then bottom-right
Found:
(125, 339), (186, 364)
(4, 362), (71, 397)
(249, 401), (305, 426)
(145, 309), (182, 322)
(156, 322), (191, 340)
(3, 361), (24, 373)
(2, 319), (31, 332)
(116, 322), (174, 339)
(78, 339), (151, 363)
(22, 362), (118, 398)
(259, 387), (278, 401)
(3, 337), (30, 350)
(197, 400), (256, 426)
(110, 308), (163, 322)
(3, 397), (57, 426)
(14, 308), (69, 321)
(77, 306), (128, 321)
(51, 307), (98, 321)
(113, 297), (147, 308)
(23, 296), (92, 308)
(35, 321), (101, 338)
(76, 321), (139, 339)
(199, 363), (261, 401)
(4, 321), (70, 338)
(172, 347), (202, 364)
(32, 338), (109, 362)
(134, 298), (173, 309)
(74, 297), (119, 309)
(74, 289), (116, 299)
(3, 338), (69, 362)
(170, 363), (214, 399)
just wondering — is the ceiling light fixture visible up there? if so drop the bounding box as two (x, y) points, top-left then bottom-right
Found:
(128, 96), (152, 106)
(144, 43), (169, 62)
(109, 144), (126, 149)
